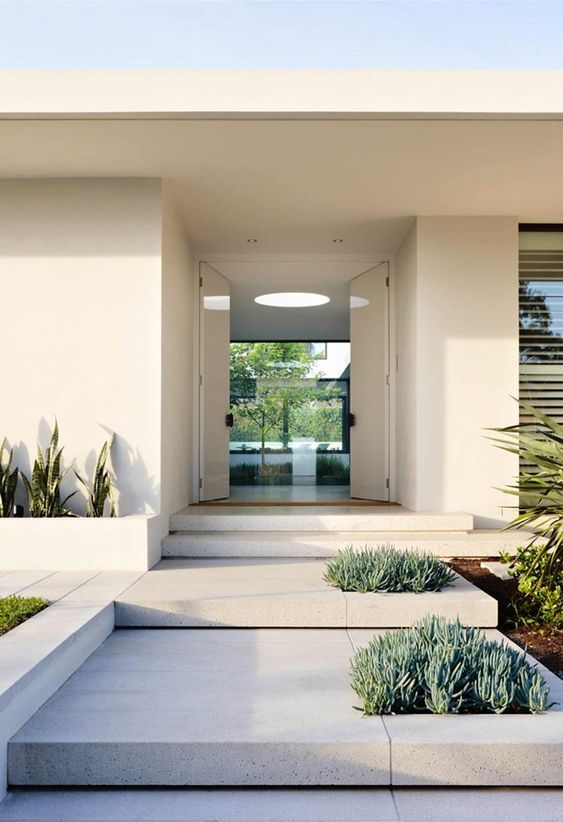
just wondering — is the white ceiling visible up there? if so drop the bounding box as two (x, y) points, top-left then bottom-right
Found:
(212, 261), (377, 341)
(2, 117), (563, 256)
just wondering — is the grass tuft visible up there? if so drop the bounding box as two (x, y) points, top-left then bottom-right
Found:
(0, 595), (49, 637)
(324, 544), (456, 593)
(351, 614), (551, 715)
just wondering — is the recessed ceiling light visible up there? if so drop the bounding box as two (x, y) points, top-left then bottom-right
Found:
(332, 238), (344, 243)
(255, 292), (330, 308)
(203, 295), (230, 311)
(247, 238), (258, 243)
(350, 296), (370, 309)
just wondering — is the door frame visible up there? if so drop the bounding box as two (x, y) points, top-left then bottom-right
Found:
(193, 255), (396, 503)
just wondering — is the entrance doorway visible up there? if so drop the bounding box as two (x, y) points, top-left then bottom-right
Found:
(198, 260), (390, 504)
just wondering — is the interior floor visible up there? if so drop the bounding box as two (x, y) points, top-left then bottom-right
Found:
(197, 485), (393, 505)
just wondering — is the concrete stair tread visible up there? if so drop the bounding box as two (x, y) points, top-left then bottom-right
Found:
(114, 558), (497, 628)
(163, 529), (534, 558)
(2, 788), (563, 821)
(170, 507), (474, 533)
(9, 628), (563, 787)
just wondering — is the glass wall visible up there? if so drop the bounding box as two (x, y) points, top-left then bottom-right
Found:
(229, 342), (350, 487)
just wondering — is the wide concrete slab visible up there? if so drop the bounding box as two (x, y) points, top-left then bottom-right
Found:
(170, 506), (474, 533)
(349, 628), (563, 786)
(163, 529), (532, 559)
(8, 628), (390, 786)
(114, 559), (497, 628)
(1, 787), (563, 821)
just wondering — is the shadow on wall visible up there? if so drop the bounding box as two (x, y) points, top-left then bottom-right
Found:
(10, 419), (159, 517)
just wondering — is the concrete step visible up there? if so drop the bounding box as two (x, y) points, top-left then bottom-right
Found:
(2, 787), (563, 821)
(162, 529), (531, 559)
(9, 628), (563, 787)
(114, 559), (497, 628)
(169, 507), (474, 533)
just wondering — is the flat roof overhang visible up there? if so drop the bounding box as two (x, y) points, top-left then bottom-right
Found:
(2, 69), (563, 119)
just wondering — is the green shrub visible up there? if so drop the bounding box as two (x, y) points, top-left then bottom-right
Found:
(229, 462), (258, 484)
(0, 438), (18, 517)
(0, 595), (49, 636)
(229, 461), (293, 485)
(501, 545), (563, 629)
(351, 615), (551, 715)
(75, 436), (116, 517)
(316, 454), (349, 485)
(324, 545), (456, 593)
(22, 421), (77, 517)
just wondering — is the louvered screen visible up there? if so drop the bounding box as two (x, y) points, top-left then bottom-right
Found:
(519, 249), (563, 428)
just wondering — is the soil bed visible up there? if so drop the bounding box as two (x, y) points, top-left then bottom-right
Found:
(450, 557), (563, 679)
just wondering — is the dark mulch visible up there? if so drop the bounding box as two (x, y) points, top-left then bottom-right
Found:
(450, 557), (563, 680)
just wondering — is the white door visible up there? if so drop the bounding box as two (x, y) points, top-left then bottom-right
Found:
(349, 262), (389, 500)
(199, 263), (230, 501)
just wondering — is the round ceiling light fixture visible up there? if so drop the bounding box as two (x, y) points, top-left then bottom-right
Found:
(203, 295), (230, 311)
(247, 238), (258, 243)
(255, 292), (330, 308)
(350, 296), (370, 309)
(332, 238), (344, 244)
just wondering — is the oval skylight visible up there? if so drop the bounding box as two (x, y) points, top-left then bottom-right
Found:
(255, 292), (330, 308)
(203, 295), (230, 311)
(350, 296), (370, 309)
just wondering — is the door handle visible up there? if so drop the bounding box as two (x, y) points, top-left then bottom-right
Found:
(348, 412), (356, 428)
(226, 413), (234, 428)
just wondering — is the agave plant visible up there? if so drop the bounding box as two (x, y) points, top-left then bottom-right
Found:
(0, 438), (18, 517)
(75, 436), (116, 517)
(22, 421), (77, 517)
(351, 614), (551, 715)
(490, 401), (563, 587)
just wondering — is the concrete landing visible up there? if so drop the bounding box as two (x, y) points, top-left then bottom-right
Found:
(1, 788), (563, 821)
(114, 559), (497, 628)
(163, 529), (532, 558)
(9, 628), (563, 787)
(170, 506), (474, 533)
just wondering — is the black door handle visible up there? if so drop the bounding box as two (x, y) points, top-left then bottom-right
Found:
(226, 413), (234, 428)
(348, 412), (356, 427)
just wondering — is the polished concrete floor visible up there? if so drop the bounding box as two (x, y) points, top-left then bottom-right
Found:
(225, 485), (356, 503)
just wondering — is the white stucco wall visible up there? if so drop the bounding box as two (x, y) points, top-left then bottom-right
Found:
(161, 190), (196, 524)
(395, 220), (418, 511)
(1, 178), (163, 521)
(394, 216), (519, 526)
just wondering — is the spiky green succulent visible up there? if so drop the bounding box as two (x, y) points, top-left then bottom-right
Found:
(75, 435), (116, 517)
(324, 545), (456, 593)
(0, 438), (18, 517)
(351, 615), (551, 715)
(21, 421), (77, 517)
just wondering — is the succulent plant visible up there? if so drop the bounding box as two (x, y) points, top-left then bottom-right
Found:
(21, 421), (77, 517)
(75, 435), (116, 517)
(351, 615), (551, 715)
(324, 545), (456, 593)
(0, 438), (18, 517)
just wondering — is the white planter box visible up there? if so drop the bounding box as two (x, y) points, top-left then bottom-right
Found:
(0, 515), (162, 571)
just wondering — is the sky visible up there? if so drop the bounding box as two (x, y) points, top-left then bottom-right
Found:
(2, 0), (563, 69)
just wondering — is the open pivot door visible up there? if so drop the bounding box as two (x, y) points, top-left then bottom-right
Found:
(199, 263), (230, 501)
(349, 262), (389, 501)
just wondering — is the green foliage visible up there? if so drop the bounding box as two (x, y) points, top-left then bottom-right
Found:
(75, 436), (116, 517)
(21, 421), (77, 517)
(324, 545), (455, 593)
(0, 595), (49, 636)
(230, 461), (292, 485)
(501, 545), (563, 629)
(351, 615), (551, 715)
(0, 438), (18, 517)
(490, 401), (563, 588)
(316, 454), (350, 485)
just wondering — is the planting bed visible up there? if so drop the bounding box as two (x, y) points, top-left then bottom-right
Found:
(0, 596), (48, 637)
(451, 557), (563, 679)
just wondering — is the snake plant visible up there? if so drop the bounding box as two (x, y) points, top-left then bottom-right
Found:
(21, 421), (77, 517)
(324, 545), (455, 593)
(490, 401), (563, 588)
(0, 438), (18, 517)
(351, 615), (551, 715)
(75, 436), (116, 517)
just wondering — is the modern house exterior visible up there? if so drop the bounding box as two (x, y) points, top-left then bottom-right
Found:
(1, 70), (563, 815)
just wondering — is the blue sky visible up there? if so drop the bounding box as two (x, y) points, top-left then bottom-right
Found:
(1, 0), (563, 69)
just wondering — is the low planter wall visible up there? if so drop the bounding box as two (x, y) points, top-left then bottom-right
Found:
(0, 514), (162, 571)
